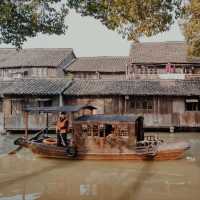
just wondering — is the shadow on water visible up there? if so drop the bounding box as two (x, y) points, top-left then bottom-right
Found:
(117, 161), (154, 200)
(0, 156), (79, 191)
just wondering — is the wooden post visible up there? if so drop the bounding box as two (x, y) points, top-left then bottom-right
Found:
(59, 94), (63, 106)
(118, 96), (120, 114)
(96, 71), (100, 79)
(91, 124), (93, 137)
(46, 112), (49, 136)
(124, 96), (129, 114)
(125, 64), (128, 79)
(124, 97), (127, 114)
(91, 108), (94, 115)
(24, 111), (28, 139)
(69, 112), (73, 128)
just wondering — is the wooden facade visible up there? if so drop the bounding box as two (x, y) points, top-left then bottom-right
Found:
(3, 96), (60, 131)
(0, 48), (75, 79)
(66, 60), (200, 80)
(66, 71), (126, 80)
(1, 77), (200, 132)
(0, 67), (65, 79)
(1, 42), (200, 132)
(65, 95), (200, 129)
(2, 94), (200, 132)
(66, 63), (200, 81)
(126, 64), (200, 80)
(64, 42), (200, 81)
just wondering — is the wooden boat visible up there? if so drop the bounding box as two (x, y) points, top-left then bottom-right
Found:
(15, 105), (190, 161)
(19, 139), (189, 161)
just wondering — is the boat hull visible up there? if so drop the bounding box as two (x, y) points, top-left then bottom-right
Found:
(27, 141), (189, 161)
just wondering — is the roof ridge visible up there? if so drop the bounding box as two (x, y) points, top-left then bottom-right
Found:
(132, 41), (185, 45)
(18, 77), (71, 81)
(0, 48), (73, 50)
(76, 79), (183, 82)
(77, 56), (131, 59)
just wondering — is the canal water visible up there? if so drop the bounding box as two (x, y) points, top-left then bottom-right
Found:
(0, 133), (200, 200)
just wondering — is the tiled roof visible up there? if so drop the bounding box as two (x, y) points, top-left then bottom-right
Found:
(64, 79), (200, 96)
(1, 79), (72, 96)
(0, 48), (75, 68)
(66, 57), (133, 72)
(1, 79), (200, 97)
(0, 81), (14, 95)
(130, 42), (200, 63)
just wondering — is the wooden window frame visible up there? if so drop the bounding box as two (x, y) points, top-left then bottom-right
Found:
(185, 99), (199, 111)
(130, 97), (153, 113)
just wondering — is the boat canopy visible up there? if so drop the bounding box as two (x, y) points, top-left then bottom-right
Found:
(74, 114), (143, 123)
(23, 105), (96, 113)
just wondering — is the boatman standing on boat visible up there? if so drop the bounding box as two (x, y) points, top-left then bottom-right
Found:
(56, 112), (69, 147)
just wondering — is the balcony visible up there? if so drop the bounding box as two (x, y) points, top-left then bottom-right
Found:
(126, 73), (200, 80)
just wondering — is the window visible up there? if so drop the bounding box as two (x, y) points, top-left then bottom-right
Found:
(130, 97), (153, 113)
(135, 101), (142, 109)
(38, 100), (52, 107)
(32, 68), (47, 77)
(93, 125), (99, 136)
(119, 127), (128, 136)
(11, 99), (23, 115)
(104, 99), (113, 114)
(11, 72), (23, 79)
(185, 99), (199, 111)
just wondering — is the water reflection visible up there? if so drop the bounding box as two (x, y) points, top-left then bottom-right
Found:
(0, 133), (200, 200)
(0, 193), (40, 200)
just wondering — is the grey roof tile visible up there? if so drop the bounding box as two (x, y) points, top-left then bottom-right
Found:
(0, 81), (14, 95)
(1, 79), (72, 96)
(0, 48), (74, 68)
(130, 42), (200, 63)
(66, 57), (133, 72)
(64, 79), (200, 96)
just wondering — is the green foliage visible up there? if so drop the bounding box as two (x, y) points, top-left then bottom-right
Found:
(67, 0), (200, 56)
(0, 0), (68, 48)
(182, 0), (200, 56)
(67, 0), (182, 41)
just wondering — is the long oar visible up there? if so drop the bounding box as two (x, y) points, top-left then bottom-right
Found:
(8, 129), (44, 155)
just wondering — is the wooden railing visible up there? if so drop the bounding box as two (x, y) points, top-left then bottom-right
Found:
(126, 73), (200, 80)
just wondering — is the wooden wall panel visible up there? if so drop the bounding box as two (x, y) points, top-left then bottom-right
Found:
(159, 97), (172, 114)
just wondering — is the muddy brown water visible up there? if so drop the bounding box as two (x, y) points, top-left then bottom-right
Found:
(0, 133), (200, 200)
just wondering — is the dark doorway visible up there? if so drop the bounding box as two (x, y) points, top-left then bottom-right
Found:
(135, 117), (144, 141)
